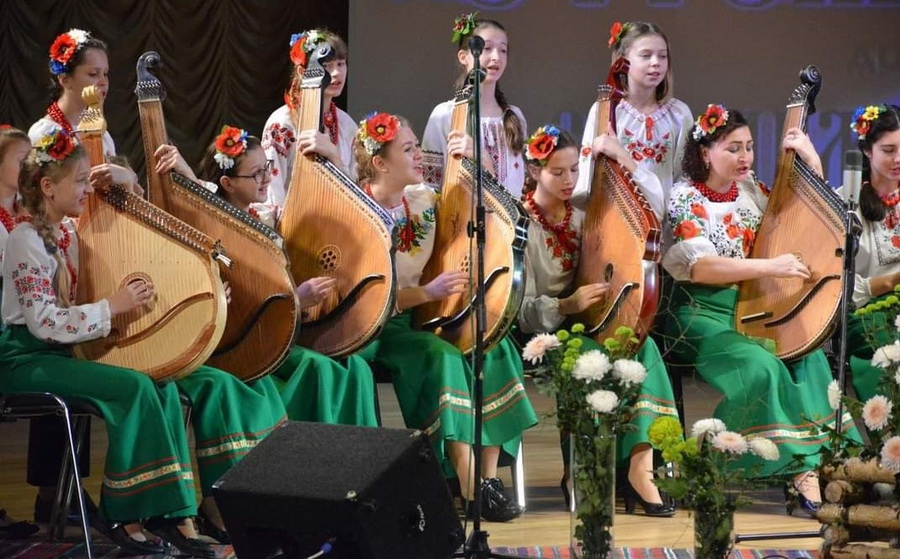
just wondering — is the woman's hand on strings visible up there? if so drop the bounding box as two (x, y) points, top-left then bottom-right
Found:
(446, 131), (475, 160)
(154, 144), (198, 182)
(766, 253), (811, 279)
(89, 163), (140, 194)
(297, 129), (342, 167)
(559, 282), (609, 315)
(782, 127), (824, 178)
(423, 271), (468, 302)
(295, 276), (336, 309)
(107, 281), (154, 316)
(591, 127), (636, 172)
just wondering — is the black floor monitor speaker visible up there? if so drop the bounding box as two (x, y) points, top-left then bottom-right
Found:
(213, 421), (465, 559)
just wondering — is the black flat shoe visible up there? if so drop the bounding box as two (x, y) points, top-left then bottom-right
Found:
(196, 509), (231, 544)
(622, 481), (676, 517)
(106, 523), (166, 556)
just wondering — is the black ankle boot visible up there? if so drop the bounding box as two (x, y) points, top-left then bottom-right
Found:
(473, 478), (523, 523)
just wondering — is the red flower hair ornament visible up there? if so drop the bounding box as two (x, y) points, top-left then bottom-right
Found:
(525, 125), (561, 166)
(49, 29), (91, 75)
(213, 125), (249, 170)
(692, 104), (731, 141)
(357, 112), (402, 156)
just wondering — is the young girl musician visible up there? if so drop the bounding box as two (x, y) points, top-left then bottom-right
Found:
(0, 128), (213, 556)
(262, 28), (356, 206)
(198, 125), (379, 428)
(518, 125), (679, 516)
(355, 112), (537, 522)
(422, 13), (528, 199)
(842, 105), (900, 401)
(662, 104), (854, 515)
(576, 21), (693, 229)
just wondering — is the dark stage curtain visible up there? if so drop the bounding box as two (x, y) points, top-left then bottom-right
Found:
(0, 0), (349, 179)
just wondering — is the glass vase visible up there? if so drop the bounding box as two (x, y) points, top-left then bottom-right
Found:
(568, 426), (616, 559)
(693, 500), (735, 559)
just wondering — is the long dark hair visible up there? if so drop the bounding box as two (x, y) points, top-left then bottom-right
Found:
(199, 134), (263, 199)
(48, 33), (108, 102)
(857, 105), (900, 223)
(522, 127), (578, 196)
(454, 18), (524, 154)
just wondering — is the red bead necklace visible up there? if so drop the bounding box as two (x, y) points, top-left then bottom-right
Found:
(323, 102), (339, 145)
(694, 181), (738, 203)
(364, 183), (415, 251)
(47, 102), (75, 135)
(525, 191), (579, 271)
(0, 203), (20, 233)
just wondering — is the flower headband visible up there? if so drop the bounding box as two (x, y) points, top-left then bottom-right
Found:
(608, 21), (630, 49)
(357, 112), (402, 156)
(33, 127), (78, 165)
(851, 104), (888, 141)
(213, 125), (249, 170)
(451, 11), (479, 43)
(525, 125), (561, 166)
(289, 29), (328, 68)
(692, 104), (730, 141)
(49, 29), (92, 76)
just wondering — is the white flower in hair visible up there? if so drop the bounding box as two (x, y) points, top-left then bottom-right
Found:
(214, 152), (235, 170)
(67, 29), (90, 44)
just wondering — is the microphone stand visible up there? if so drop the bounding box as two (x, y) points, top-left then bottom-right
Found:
(735, 170), (862, 544)
(454, 35), (528, 559)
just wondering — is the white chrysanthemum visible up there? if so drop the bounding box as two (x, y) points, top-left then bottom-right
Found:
(214, 152), (235, 170)
(827, 380), (842, 411)
(586, 390), (618, 414)
(862, 395), (893, 431)
(894, 314), (900, 332)
(872, 343), (900, 369)
(712, 430), (749, 455)
(880, 436), (900, 473)
(572, 350), (611, 382)
(690, 418), (726, 439)
(612, 359), (646, 387)
(521, 333), (561, 365)
(748, 437), (780, 461)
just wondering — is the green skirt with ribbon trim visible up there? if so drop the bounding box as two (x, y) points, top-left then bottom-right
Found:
(664, 283), (857, 475)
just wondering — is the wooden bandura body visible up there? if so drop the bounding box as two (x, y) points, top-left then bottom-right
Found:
(135, 51), (297, 381)
(735, 66), (844, 360)
(574, 59), (661, 347)
(73, 86), (228, 381)
(413, 84), (528, 353)
(278, 45), (396, 357)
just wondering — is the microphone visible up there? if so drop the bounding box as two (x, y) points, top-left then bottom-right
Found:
(842, 150), (863, 208)
(468, 35), (485, 57)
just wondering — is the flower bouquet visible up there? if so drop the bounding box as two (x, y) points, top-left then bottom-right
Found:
(648, 416), (779, 559)
(523, 325), (647, 559)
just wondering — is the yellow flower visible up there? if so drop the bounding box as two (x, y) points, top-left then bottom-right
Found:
(863, 105), (882, 121)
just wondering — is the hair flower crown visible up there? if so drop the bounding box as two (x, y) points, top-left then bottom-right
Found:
(33, 126), (78, 165)
(213, 125), (249, 170)
(526, 125), (561, 166)
(608, 21), (630, 49)
(451, 12), (479, 43)
(851, 104), (888, 140)
(289, 29), (327, 68)
(49, 29), (91, 75)
(692, 104), (731, 141)
(357, 112), (402, 156)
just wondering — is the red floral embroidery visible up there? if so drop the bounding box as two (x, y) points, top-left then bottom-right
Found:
(674, 219), (700, 240)
(262, 123), (297, 158)
(525, 192), (580, 271)
(690, 203), (707, 220)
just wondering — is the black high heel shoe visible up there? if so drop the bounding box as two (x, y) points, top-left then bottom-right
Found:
(621, 481), (676, 517)
(783, 484), (821, 518)
(464, 478), (524, 523)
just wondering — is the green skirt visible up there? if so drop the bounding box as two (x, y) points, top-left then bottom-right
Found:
(847, 295), (894, 402)
(665, 283), (855, 475)
(271, 345), (378, 427)
(358, 313), (538, 473)
(0, 325), (196, 521)
(175, 369), (286, 496)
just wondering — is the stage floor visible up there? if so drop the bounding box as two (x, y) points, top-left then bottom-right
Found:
(0, 376), (824, 552)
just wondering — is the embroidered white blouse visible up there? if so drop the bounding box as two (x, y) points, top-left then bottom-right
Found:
(381, 183), (438, 290)
(662, 178), (769, 282)
(575, 98), (693, 247)
(261, 104), (358, 207)
(845, 189), (900, 308)
(518, 207), (585, 334)
(422, 100), (527, 199)
(1, 221), (111, 344)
